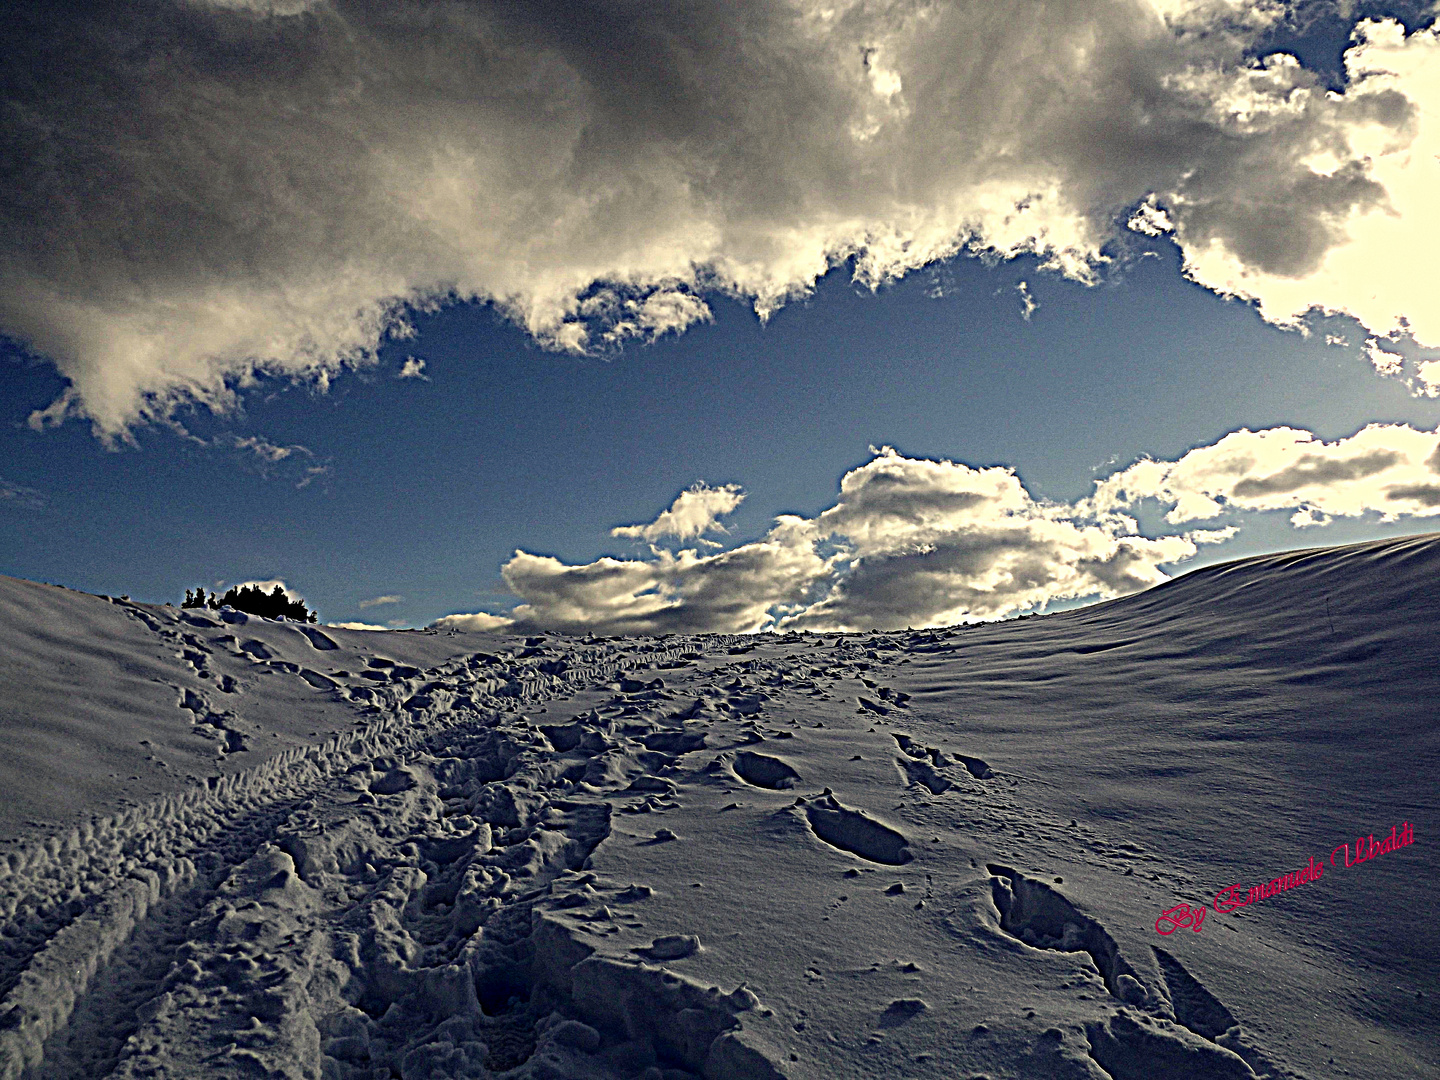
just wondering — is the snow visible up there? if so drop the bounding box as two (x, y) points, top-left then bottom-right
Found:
(0, 533), (1435, 1079)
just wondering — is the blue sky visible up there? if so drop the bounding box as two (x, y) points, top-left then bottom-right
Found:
(3, 1), (1439, 632)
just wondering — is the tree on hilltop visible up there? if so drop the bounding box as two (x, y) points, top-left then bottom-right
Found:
(182, 583), (317, 622)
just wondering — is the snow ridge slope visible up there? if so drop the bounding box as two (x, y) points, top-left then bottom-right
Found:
(1, 534), (1436, 1079)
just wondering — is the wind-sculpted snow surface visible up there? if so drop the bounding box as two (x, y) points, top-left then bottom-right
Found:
(2, 533), (1438, 1078)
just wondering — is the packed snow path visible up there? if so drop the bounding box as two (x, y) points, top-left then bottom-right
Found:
(1, 534), (1436, 1079)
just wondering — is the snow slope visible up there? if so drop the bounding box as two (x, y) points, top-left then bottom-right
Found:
(0, 534), (1435, 1079)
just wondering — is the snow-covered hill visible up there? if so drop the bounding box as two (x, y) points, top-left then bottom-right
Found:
(1, 534), (1435, 1079)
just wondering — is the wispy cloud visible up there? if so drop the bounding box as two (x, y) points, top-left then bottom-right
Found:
(171, 422), (322, 481)
(295, 465), (330, 490)
(612, 483), (745, 546)
(1017, 281), (1036, 321)
(0, 477), (45, 510)
(358, 594), (404, 609)
(5, 3), (1438, 438)
(220, 434), (308, 465)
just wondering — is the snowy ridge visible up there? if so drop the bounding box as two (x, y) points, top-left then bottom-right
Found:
(0, 634), (708, 1078)
(0, 535), (1436, 1079)
(0, 631), (703, 931)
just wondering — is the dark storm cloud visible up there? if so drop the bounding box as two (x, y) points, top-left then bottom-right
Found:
(2, 1), (1435, 438)
(1231, 449), (1401, 496)
(1384, 483), (1440, 507)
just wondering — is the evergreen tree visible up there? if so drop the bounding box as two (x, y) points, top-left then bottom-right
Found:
(181, 583), (317, 622)
(213, 583), (317, 622)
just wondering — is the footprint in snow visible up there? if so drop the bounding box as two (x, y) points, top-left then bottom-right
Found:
(897, 757), (952, 795)
(732, 751), (801, 790)
(878, 998), (928, 1027)
(635, 934), (701, 960)
(802, 795), (912, 865)
(298, 669), (339, 691)
(293, 624), (339, 650)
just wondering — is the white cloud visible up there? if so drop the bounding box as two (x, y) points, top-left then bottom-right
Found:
(597, 289), (713, 346)
(1172, 20), (1440, 350)
(442, 448), (1201, 634)
(1017, 281), (1037, 321)
(1127, 196), (1175, 237)
(783, 447), (1200, 630)
(497, 515), (832, 635)
(612, 483), (746, 544)
(221, 434), (308, 464)
(5, 4), (1439, 439)
(398, 356), (429, 380)
(1087, 422), (1440, 524)
(1416, 359), (1440, 397)
(440, 429), (1440, 634)
(429, 611), (515, 632)
(358, 594), (404, 609)
(327, 621), (393, 631)
(1363, 336), (1405, 375)
(1185, 526), (1240, 545)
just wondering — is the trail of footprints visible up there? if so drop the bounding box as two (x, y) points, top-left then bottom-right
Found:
(643, 642), (1283, 1078)
(988, 866), (1281, 1079)
(2, 619), (1281, 1079)
(2, 619), (731, 1079)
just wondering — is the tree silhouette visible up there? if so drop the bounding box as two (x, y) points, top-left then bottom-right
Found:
(182, 583), (317, 622)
